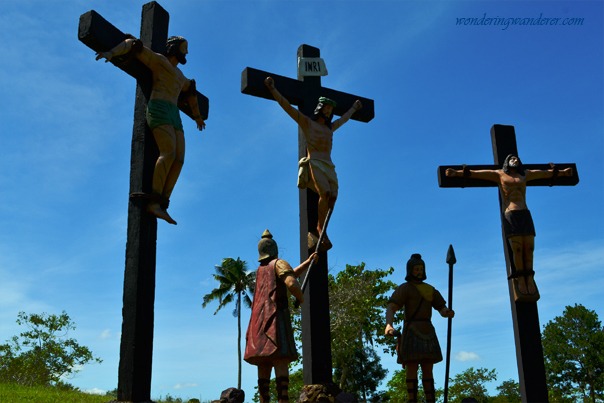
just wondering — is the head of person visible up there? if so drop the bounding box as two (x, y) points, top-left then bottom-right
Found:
(257, 229), (278, 262)
(312, 97), (336, 128)
(503, 154), (525, 175)
(405, 253), (427, 282)
(166, 36), (188, 65)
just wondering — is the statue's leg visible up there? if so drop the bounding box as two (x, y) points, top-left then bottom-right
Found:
(257, 364), (272, 403)
(523, 236), (537, 295)
(308, 165), (333, 249)
(508, 236), (528, 294)
(406, 363), (419, 403)
(274, 360), (290, 403)
(151, 124), (177, 195)
(161, 129), (185, 200)
(146, 125), (177, 224)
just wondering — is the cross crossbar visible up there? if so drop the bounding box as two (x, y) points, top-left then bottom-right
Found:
(78, 9), (209, 121)
(241, 66), (374, 122)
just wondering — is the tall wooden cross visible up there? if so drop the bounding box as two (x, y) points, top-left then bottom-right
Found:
(241, 44), (374, 384)
(78, 2), (209, 401)
(437, 124), (579, 402)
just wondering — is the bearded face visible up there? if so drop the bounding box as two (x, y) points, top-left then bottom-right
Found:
(166, 37), (188, 65)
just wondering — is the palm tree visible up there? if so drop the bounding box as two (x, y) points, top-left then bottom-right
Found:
(202, 257), (255, 389)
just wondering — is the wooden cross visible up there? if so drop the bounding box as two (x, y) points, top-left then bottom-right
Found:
(241, 44), (374, 385)
(78, 2), (209, 401)
(437, 124), (579, 402)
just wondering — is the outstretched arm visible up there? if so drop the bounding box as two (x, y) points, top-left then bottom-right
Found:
(282, 253), (318, 304)
(332, 100), (362, 131)
(445, 167), (501, 183)
(264, 77), (308, 129)
(526, 165), (573, 182)
(95, 36), (156, 66)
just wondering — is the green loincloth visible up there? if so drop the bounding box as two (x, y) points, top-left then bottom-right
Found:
(146, 99), (183, 131)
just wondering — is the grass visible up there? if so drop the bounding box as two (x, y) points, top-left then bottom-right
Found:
(0, 382), (110, 403)
(0, 383), (211, 403)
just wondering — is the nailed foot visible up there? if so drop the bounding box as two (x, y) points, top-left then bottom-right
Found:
(512, 272), (539, 302)
(307, 232), (332, 252)
(147, 202), (177, 225)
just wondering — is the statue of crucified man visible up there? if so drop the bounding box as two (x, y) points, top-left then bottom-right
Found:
(264, 76), (362, 250)
(96, 35), (205, 225)
(446, 154), (573, 301)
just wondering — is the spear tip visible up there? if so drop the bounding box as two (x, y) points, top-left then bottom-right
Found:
(446, 244), (457, 265)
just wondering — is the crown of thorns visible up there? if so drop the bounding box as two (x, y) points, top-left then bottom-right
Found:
(166, 36), (186, 45)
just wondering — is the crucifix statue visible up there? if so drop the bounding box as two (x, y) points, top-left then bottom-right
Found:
(241, 44), (374, 386)
(78, 2), (209, 401)
(437, 124), (579, 402)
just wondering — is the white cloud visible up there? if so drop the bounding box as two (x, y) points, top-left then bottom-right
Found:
(99, 329), (112, 340)
(455, 351), (481, 362)
(84, 388), (106, 395)
(174, 383), (198, 390)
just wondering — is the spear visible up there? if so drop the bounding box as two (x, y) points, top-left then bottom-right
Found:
(294, 208), (333, 308)
(443, 244), (456, 403)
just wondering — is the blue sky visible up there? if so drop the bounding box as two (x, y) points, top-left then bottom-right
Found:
(1, 0), (602, 401)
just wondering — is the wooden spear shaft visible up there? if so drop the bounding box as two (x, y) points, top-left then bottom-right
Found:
(444, 244), (456, 403)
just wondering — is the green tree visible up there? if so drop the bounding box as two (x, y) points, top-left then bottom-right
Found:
(542, 303), (604, 402)
(447, 367), (497, 403)
(328, 263), (401, 390)
(333, 345), (387, 401)
(0, 311), (102, 387)
(202, 257), (255, 389)
(491, 379), (521, 402)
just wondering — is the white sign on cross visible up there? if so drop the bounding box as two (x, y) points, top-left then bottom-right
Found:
(298, 57), (328, 76)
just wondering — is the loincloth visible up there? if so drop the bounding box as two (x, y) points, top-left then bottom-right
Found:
(146, 99), (183, 131)
(297, 157), (338, 193)
(503, 209), (536, 238)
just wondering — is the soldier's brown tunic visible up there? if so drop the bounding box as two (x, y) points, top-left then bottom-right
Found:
(389, 281), (446, 366)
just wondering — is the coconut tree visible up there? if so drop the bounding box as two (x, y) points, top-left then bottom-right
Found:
(202, 257), (255, 389)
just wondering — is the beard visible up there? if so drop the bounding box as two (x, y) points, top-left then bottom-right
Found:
(176, 52), (187, 65)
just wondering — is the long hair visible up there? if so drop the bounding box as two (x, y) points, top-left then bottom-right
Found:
(502, 154), (525, 175)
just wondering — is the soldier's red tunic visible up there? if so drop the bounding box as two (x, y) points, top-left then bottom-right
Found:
(244, 259), (298, 365)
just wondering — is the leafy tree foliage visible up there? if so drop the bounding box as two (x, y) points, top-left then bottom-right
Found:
(491, 379), (521, 402)
(202, 257), (255, 390)
(542, 303), (604, 402)
(333, 345), (387, 401)
(328, 263), (401, 396)
(447, 367), (497, 403)
(0, 311), (101, 387)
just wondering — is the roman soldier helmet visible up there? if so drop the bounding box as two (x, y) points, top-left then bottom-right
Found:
(405, 253), (427, 281)
(257, 229), (278, 262)
(166, 36), (187, 64)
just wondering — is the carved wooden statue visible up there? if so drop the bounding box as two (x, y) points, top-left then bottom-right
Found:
(385, 253), (454, 403)
(264, 77), (361, 250)
(244, 230), (317, 403)
(446, 154), (572, 301)
(96, 35), (206, 225)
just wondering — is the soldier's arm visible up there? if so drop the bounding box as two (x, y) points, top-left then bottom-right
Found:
(385, 302), (400, 336)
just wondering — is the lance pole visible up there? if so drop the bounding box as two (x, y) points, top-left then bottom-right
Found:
(443, 244), (456, 403)
(300, 207), (333, 294)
